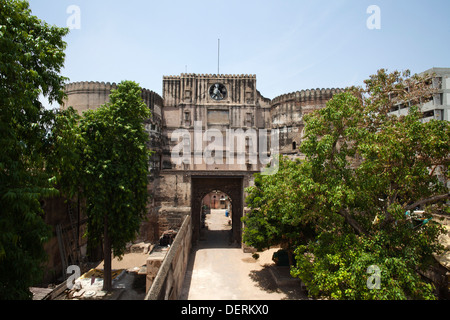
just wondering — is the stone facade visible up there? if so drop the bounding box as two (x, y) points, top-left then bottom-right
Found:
(161, 74), (271, 172)
(62, 74), (343, 245)
(271, 88), (343, 155)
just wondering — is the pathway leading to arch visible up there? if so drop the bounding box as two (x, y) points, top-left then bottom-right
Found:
(179, 209), (308, 300)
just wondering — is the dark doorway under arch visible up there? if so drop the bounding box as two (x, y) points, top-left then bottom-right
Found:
(191, 176), (244, 246)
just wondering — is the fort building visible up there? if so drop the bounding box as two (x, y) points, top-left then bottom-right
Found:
(42, 70), (449, 299)
(62, 74), (344, 247)
(62, 69), (450, 249)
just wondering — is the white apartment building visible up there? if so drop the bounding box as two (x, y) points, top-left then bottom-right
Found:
(388, 67), (450, 122)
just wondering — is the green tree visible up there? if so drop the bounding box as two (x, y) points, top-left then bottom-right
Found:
(78, 81), (151, 291)
(243, 69), (449, 300)
(44, 107), (82, 200)
(0, 0), (68, 299)
(243, 156), (318, 264)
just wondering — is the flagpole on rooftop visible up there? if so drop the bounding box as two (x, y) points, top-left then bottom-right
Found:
(218, 38), (220, 75)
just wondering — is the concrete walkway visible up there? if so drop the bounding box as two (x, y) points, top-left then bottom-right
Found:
(179, 209), (308, 300)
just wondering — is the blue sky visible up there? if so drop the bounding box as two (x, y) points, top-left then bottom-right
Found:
(28, 0), (450, 105)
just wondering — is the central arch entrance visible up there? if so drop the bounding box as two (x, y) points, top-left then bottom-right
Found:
(191, 176), (244, 246)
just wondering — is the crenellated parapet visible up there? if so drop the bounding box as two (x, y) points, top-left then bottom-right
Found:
(271, 88), (344, 106)
(163, 74), (257, 80)
(270, 88), (345, 154)
(62, 77), (346, 160)
(141, 87), (164, 118)
(62, 81), (163, 118)
(163, 73), (259, 108)
(271, 87), (344, 127)
(64, 81), (118, 94)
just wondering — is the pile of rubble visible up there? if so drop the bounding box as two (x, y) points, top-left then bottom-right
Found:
(66, 242), (154, 300)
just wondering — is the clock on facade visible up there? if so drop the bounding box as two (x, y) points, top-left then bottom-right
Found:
(209, 83), (227, 101)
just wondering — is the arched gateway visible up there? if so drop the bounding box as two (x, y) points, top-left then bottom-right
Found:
(191, 176), (244, 244)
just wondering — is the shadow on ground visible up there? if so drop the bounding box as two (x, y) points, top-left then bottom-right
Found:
(248, 265), (310, 300)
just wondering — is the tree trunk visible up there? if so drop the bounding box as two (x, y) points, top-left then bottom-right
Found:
(103, 214), (112, 292)
(339, 209), (368, 236)
(404, 193), (450, 211)
(287, 249), (294, 266)
(287, 240), (294, 266)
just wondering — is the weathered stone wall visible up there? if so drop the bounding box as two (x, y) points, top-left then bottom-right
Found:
(61, 76), (343, 248)
(161, 74), (272, 174)
(145, 215), (192, 300)
(271, 88), (343, 155)
(62, 81), (163, 116)
(63, 82), (116, 113)
(163, 74), (262, 107)
(40, 197), (89, 285)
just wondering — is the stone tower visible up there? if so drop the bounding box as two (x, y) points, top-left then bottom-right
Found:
(62, 76), (343, 245)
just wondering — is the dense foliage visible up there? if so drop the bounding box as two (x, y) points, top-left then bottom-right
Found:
(243, 70), (449, 299)
(0, 0), (68, 299)
(78, 81), (152, 290)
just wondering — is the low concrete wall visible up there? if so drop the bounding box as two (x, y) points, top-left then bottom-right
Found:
(145, 215), (192, 300)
